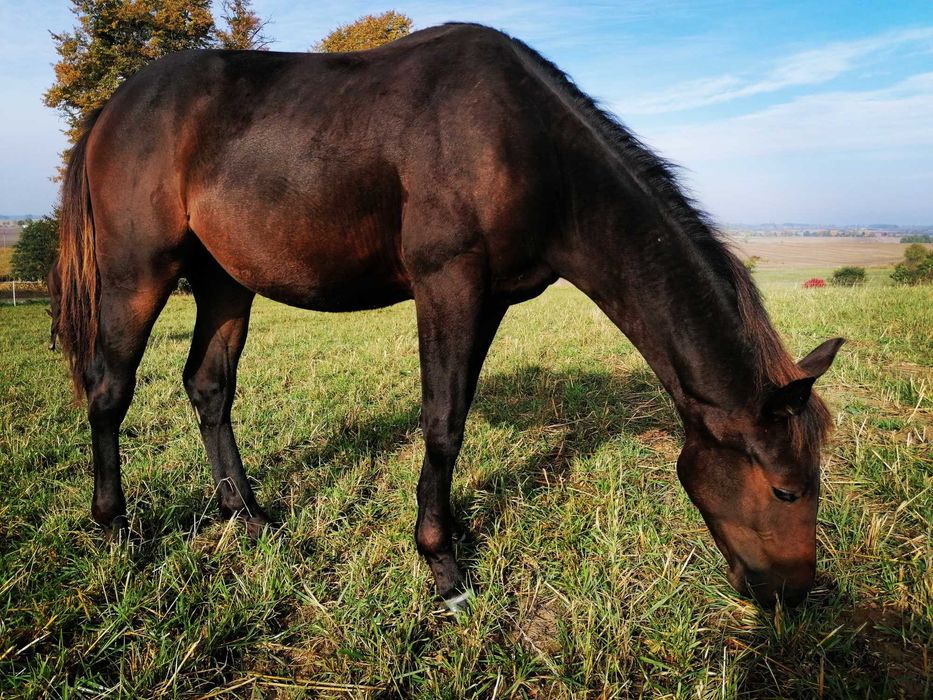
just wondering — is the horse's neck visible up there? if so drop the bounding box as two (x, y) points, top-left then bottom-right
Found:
(554, 160), (761, 420)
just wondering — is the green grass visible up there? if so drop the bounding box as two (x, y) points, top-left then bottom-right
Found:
(1, 281), (930, 698)
(752, 266), (897, 288)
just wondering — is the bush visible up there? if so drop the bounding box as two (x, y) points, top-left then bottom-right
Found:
(890, 244), (933, 285)
(11, 215), (58, 281)
(802, 278), (826, 288)
(830, 266), (866, 286)
(743, 255), (761, 273)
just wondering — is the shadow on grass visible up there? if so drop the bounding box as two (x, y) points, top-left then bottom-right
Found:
(254, 363), (680, 529)
(732, 592), (930, 697)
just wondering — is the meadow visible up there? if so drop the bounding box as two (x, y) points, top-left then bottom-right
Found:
(0, 270), (930, 698)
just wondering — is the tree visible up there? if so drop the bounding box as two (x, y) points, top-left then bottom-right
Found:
(44, 0), (250, 148)
(314, 11), (412, 53)
(891, 244), (933, 285)
(215, 0), (270, 50)
(830, 266), (866, 287)
(11, 216), (59, 281)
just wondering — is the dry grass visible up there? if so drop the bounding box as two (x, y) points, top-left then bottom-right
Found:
(0, 248), (13, 278)
(728, 236), (928, 270)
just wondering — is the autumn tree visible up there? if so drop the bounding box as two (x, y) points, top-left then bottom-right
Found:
(45, 0), (215, 146)
(314, 11), (412, 53)
(45, 0), (272, 153)
(215, 0), (270, 50)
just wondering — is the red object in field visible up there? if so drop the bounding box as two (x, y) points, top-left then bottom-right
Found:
(802, 278), (826, 288)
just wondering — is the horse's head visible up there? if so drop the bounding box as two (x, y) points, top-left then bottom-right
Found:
(677, 337), (844, 606)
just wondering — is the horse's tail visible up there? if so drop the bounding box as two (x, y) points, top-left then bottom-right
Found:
(57, 107), (103, 399)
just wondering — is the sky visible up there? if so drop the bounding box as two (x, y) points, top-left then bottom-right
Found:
(1, 1), (932, 224)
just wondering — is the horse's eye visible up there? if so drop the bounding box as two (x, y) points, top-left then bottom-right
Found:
(772, 487), (798, 503)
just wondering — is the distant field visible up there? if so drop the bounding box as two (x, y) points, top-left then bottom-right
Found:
(1, 280), (930, 697)
(0, 248), (12, 278)
(727, 236), (924, 269)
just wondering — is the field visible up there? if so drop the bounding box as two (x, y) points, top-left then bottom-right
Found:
(0, 248), (12, 278)
(727, 236), (916, 270)
(0, 275), (930, 697)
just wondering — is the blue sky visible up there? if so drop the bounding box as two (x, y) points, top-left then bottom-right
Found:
(1, 1), (932, 223)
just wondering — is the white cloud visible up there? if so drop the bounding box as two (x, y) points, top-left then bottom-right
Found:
(624, 26), (933, 114)
(640, 71), (933, 162)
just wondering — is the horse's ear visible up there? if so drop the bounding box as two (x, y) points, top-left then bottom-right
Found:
(797, 337), (845, 378)
(762, 377), (816, 420)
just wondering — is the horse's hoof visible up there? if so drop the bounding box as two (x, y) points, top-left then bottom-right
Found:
(102, 516), (129, 543)
(244, 513), (273, 539)
(441, 588), (475, 614)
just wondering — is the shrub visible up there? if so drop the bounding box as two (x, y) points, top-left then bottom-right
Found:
(830, 266), (866, 286)
(802, 278), (826, 288)
(743, 255), (761, 273)
(890, 244), (933, 285)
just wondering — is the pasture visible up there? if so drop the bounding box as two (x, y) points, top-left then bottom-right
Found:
(0, 276), (930, 697)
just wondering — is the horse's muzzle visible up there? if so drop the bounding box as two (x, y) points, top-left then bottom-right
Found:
(727, 561), (815, 608)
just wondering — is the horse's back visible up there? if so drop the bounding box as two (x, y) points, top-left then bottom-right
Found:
(85, 24), (560, 309)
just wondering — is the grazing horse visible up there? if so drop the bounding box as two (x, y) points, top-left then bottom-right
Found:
(56, 23), (842, 609)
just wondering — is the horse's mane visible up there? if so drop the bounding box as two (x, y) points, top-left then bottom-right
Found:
(499, 27), (831, 450)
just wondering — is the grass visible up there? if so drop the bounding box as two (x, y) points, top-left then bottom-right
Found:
(0, 248), (13, 278)
(752, 267), (897, 288)
(0, 280), (930, 698)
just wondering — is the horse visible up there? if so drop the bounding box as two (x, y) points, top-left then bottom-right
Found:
(56, 23), (842, 610)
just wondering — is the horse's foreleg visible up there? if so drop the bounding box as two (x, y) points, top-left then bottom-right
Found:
(86, 283), (174, 538)
(183, 259), (270, 537)
(413, 261), (506, 607)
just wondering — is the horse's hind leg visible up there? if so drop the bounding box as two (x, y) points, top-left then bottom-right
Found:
(87, 278), (177, 537)
(413, 259), (506, 606)
(183, 253), (270, 536)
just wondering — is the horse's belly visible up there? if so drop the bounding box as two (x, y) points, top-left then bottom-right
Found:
(253, 265), (413, 312)
(204, 230), (412, 312)
(190, 163), (411, 311)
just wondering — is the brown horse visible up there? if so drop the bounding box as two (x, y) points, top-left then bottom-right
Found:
(56, 23), (842, 609)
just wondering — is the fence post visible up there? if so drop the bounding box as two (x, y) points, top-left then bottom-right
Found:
(11, 279), (15, 307)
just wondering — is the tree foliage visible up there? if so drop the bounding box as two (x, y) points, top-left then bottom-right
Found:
(45, 0), (215, 145)
(11, 216), (59, 281)
(891, 244), (933, 285)
(830, 266), (866, 287)
(215, 0), (269, 50)
(314, 11), (412, 53)
(45, 0), (271, 150)
(900, 234), (932, 244)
